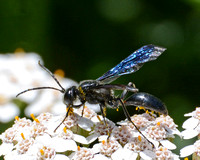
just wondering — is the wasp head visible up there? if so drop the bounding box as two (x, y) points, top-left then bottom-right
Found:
(63, 86), (79, 105)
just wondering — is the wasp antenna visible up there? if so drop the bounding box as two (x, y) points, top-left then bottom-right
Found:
(16, 87), (64, 97)
(38, 61), (65, 92)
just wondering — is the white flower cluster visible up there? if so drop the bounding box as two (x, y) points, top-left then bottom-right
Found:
(180, 107), (200, 158)
(0, 107), (180, 160)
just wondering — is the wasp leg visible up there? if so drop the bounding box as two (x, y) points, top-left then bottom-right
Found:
(99, 103), (111, 137)
(54, 101), (86, 132)
(71, 101), (86, 117)
(117, 98), (155, 148)
(71, 103), (84, 108)
(120, 82), (137, 99)
(81, 104), (86, 117)
(99, 103), (107, 126)
(54, 105), (73, 132)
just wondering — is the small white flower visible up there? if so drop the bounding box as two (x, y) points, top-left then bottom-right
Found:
(123, 136), (155, 160)
(180, 139), (200, 158)
(183, 107), (200, 129)
(36, 145), (56, 160)
(70, 146), (94, 160)
(93, 116), (116, 136)
(111, 125), (133, 145)
(155, 115), (181, 137)
(128, 113), (153, 129)
(97, 139), (122, 157)
(181, 107), (200, 139)
(146, 125), (167, 141)
(156, 146), (180, 160)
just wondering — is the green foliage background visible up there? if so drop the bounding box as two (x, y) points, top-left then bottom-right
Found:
(0, 0), (200, 155)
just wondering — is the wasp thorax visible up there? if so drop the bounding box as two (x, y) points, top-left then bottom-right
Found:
(79, 80), (99, 91)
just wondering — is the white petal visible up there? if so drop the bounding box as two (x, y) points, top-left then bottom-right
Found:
(85, 102), (100, 113)
(123, 149), (138, 160)
(91, 154), (110, 160)
(35, 135), (77, 152)
(3, 150), (18, 160)
(115, 147), (138, 160)
(77, 116), (94, 131)
(173, 154), (181, 160)
(3, 150), (36, 160)
(51, 138), (77, 152)
(148, 138), (159, 149)
(0, 143), (14, 156)
(73, 134), (89, 144)
(112, 148), (137, 160)
(160, 140), (176, 150)
(140, 150), (156, 160)
(35, 134), (51, 145)
(184, 112), (193, 117)
(111, 148), (125, 160)
(91, 115), (102, 123)
(86, 133), (98, 144)
(54, 154), (70, 160)
(117, 120), (128, 126)
(181, 129), (198, 139)
(180, 145), (195, 157)
(92, 143), (101, 154)
(171, 129), (182, 137)
(26, 142), (43, 157)
(98, 135), (109, 142)
(182, 117), (199, 129)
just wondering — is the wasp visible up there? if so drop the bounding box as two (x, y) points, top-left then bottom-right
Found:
(17, 44), (167, 146)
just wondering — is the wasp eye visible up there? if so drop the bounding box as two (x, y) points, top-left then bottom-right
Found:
(63, 86), (77, 105)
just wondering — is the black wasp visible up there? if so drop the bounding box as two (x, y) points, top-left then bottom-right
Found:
(17, 44), (167, 146)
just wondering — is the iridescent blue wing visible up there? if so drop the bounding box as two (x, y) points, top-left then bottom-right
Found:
(97, 44), (166, 83)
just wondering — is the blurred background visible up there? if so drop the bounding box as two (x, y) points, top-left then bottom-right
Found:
(0, 0), (200, 155)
